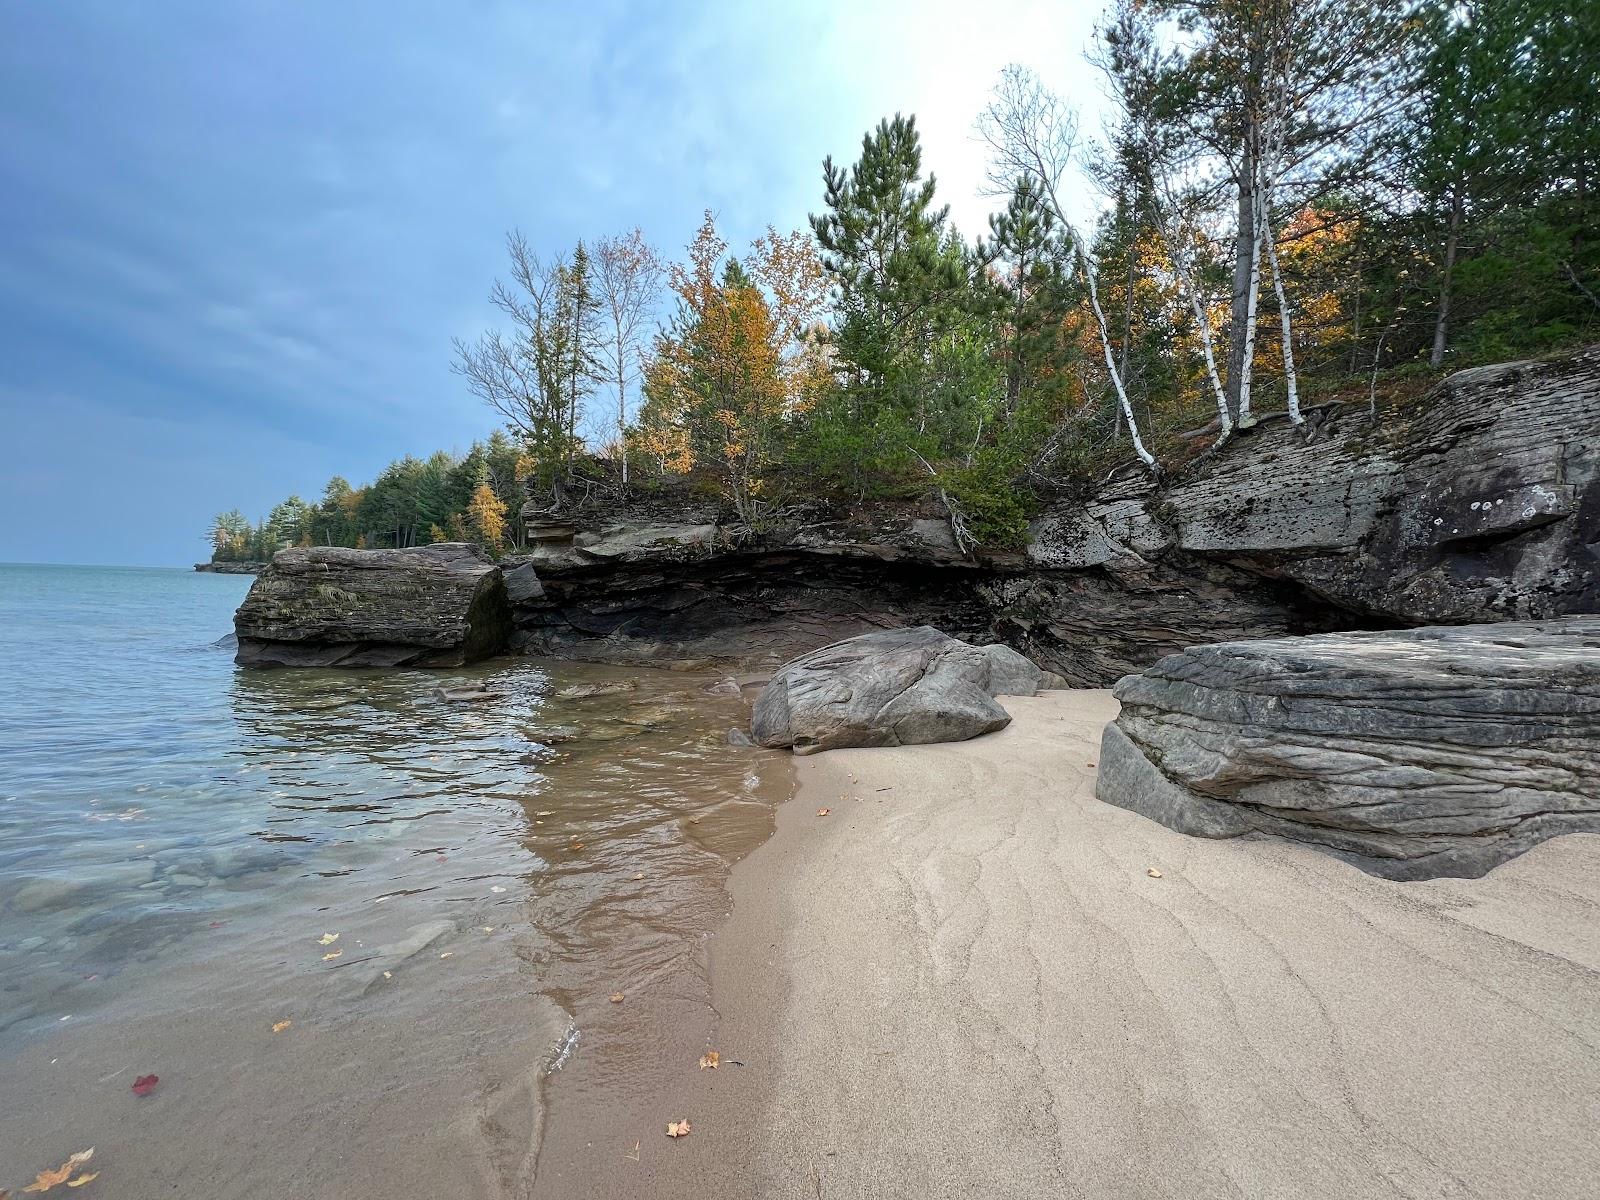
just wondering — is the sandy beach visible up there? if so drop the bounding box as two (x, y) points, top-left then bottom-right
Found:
(584, 689), (1600, 1200)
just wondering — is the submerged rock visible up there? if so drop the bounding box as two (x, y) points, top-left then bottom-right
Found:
(434, 686), (496, 702)
(1095, 618), (1600, 880)
(555, 680), (637, 700)
(751, 625), (1054, 755)
(234, 543), (511, 668)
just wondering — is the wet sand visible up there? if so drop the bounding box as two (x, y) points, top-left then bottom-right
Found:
(596, 690), (1600, 1200)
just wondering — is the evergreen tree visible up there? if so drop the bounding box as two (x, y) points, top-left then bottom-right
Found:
(807, 114), (984, 489)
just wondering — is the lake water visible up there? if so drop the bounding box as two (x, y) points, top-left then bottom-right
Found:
(0, 563), (785, 1198)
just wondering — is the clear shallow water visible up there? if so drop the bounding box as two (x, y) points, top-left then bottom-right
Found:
(0, 563), (781, 1196)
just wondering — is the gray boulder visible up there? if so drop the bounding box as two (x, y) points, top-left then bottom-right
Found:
(234, 543), (511, 667)
(752, 625), (1053, 755)
(1095, 618), (1600, 880)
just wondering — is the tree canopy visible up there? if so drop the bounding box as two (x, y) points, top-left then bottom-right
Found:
(214, 0), (1598, 560)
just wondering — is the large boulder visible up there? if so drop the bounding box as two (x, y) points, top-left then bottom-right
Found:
(751, 626), (1055, 755)
(1095, 618), (1600, 880)
(234, 543), (512, 667)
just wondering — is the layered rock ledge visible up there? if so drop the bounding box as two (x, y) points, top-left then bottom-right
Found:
(751, 625), (1055, 754)
(510, 345), (1600, 683)
(1095, 618), (1600, 879)
(234, 543), (511, 667)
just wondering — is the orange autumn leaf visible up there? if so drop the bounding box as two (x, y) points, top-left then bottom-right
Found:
(322, 950), (342, 961)
(698, 1050), (720, 1070)
(272, 1020), (292, 1034)
(665, 1119), (691, 1138)
(23, 1148), (93, 1193)
(65, 1176), (98, 1190)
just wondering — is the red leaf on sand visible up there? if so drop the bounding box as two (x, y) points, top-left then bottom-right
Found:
(131, 1074), (159, 1097)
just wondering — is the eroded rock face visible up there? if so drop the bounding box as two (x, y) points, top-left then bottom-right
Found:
(234, 543), (511, 668)
(1095, 618), (1600, 879)
(508, 348), (1598, 682)
(1159, 350), (1600, 622)
(751, 625), (1053, 754)
(511, 545), (1002, 672)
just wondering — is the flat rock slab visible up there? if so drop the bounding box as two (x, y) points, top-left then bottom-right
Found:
(1096, 618), (1600, 879)
(234, 543), (511, 668)
(752, 625), (1053, 754)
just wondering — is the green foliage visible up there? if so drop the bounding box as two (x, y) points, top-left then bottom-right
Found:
(224, 6), (1597, 556)
(210, 436), (536, 562)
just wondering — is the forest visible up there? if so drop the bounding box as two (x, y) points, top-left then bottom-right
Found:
(210, 0), (1599, 561)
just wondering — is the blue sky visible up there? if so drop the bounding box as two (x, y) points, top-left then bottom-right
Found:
(0, 0), (1107, 566)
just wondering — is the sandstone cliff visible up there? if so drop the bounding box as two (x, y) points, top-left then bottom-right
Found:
(510, 346), (1600, 683)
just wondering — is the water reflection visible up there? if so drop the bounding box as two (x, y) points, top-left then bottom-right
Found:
(3, 640), (776, 1051)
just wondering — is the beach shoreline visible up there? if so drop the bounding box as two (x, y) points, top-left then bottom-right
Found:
(568, 689), (1600, 1199)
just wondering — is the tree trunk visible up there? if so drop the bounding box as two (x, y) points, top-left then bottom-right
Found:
(1431, 187), (1463, 369)
(1262, 188), (1302, 424)
(1075, 240), (1156, 470)
(617, 368), (629, 486)
(1224, 133), (1256, 424)
(1236, 163), (1266, 428)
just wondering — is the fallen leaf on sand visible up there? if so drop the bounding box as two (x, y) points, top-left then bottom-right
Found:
(490, 885), (507, 894)
(322, 950), (343, 961)
(439, 951), (453, 959)
(131, 1074), (159, 1097)
(632, 873), (645, 880)
(1147, 867), (1163, 878)
(480, 926), (495, 933)
(610, 992), (625, 1003)
(665, 1119), (691, 1138)
(699, 1051), (720, 1070)
(382, 971), (393, 979)
(65, 1174), (98, 1189)
(1087, 762), (1097, 767)
(272, 1020), (292, 1034)
(816, 808), (830, 817)
(569, 841), (586, 851)
(317, 932), (339, 946)
(22, 1148), (93, 1193)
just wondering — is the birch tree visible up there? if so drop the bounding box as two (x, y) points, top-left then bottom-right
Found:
(1099, 2), (1234, 442)
(1138, 0), (1414, 424)
(593, 229), (664, 483)
(453, 233), (596, 503)
(979, 65), (1158, 472)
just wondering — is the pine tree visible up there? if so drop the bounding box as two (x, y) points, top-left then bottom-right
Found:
(987, 176), (1076, 418)
(807, 115), (979, 487)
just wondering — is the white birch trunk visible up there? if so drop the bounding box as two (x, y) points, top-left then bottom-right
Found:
(1236, 155), (1265, 429)
(1259, 101), (1302, 425)
(1262, 197), (1302, 424)
(1075, 239), (1157, 469)
(1155, 187), (1232, 444)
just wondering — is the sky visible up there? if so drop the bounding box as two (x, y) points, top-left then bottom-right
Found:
(0, 0), (1112, 567)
